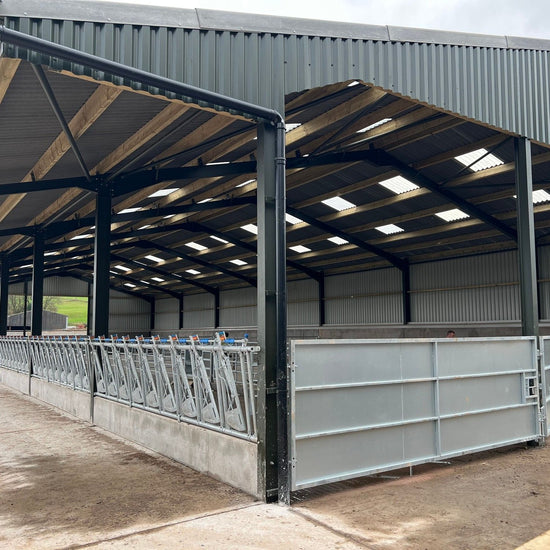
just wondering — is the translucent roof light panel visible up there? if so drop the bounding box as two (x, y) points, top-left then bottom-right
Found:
(322, 196), (356, 211)
(114, 265), (131, 272)
(328, 236), (349, 245)
(185, 242), (208, 251)
(455, 148), (504, 172)
(236, 179), (256, 188)
(151, 277), (165, 283)
(118, 207), (141, 214)
(186, 269), (201, 275)
(285, 123), (302, 132)
(144, 254), (163, 263)
(513, 189), (550, 204)
(285, 213), (303, 225)
(289, 245), (311, 253)
(375, 224), (404, 235)
(241, 224), (258, 235)
(357, 118), (392, 133)
(230, 259), (247, 266)
(378, 175), (419, 195)
(148, 188), (178, 198)
(210, 235), (229, 244)
(532, 189), (550, 204)
(435, 209), (470, 222)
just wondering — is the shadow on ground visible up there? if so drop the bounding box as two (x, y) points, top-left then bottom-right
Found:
(0, 389), (252, 548)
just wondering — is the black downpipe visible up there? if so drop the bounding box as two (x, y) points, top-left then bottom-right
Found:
(275, 122), (289, 504)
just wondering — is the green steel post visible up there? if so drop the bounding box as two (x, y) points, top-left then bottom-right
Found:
(0, 255), (9, 336)
(31, 231), (45, 336)
(92, 184), (111, 337)
(256, 121), (288, 503)
(515, 137), (539, 336)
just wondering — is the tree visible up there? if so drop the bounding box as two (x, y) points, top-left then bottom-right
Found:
(7, 295), (60, 315)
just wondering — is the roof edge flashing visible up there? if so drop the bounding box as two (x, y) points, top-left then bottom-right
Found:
(1, 1), (550, 51)
(0, 0), (200, 28)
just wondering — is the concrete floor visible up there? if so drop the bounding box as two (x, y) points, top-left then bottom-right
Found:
(2, 384), (550, 549)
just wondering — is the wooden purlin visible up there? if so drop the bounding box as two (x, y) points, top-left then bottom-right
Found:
(0, 58), (20, 104)
(1, 97), (191, 250)
(0, 84), (123, 242)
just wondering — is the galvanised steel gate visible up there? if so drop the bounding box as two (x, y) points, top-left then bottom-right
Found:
(539, 337), (550, 436)
(0, 334), (259, 440)
(290, 337), (543, 491)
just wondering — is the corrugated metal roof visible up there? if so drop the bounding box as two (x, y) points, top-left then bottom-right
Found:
(3, 1), (550, 141)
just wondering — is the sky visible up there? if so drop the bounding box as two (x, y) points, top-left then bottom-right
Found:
(91, 0), (550, 40)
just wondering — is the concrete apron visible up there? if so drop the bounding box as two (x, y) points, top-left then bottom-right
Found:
(0, 370), (258, 497)
(0, 384), (363, 550)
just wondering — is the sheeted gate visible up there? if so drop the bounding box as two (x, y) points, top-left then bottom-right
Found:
(540, 337), (550, 437)
(290, 338), (543, 491)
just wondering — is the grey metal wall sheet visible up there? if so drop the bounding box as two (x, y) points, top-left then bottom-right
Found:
(108, 290), (150, 334)
(324, 268), (402, 325)
(411, 251), (520, 323)
(288, 279), (319, 326)
(182, 292), (215, 329)
(9, 276), (88, 297)
(219, 287), (257, 328)
(540, 336), (550, 436)
(538, 246), (550, 321)
(290, 337), (540, 490)
(154, 297), (179, 331)
(4, 14), (550, 142)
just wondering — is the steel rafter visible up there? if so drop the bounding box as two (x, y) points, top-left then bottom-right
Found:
(135, 240), (257, 287)
(286, 206), (408, 271)
(367, 149), (518, 242)
(110, 252), (216, 295)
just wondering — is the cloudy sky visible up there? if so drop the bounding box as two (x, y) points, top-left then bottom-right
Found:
(92, 0), (550, 39)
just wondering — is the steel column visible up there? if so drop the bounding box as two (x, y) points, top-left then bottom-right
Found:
(0, 255), (9, 336)
(23, 280), (28, 336)
(402, 261), (411, 324)
(318, 273), (325, 326)
(515, 138), (539, 336)
(31, 231), (45, 336)
(179, 294), (184, 330)
(256, 121), (288, 503)
(92, 185), (111, 337)
(214, 289), (220, 329)
(150, 299), (156, 333)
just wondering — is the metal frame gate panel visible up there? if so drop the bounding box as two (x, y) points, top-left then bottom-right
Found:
(290, 337), (541, 491)
(540, 337), (550, 436)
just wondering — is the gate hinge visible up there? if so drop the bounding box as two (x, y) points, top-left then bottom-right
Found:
(289, 457), (297, 469)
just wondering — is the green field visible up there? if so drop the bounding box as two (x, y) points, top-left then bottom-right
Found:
(55, 297), (88, 326)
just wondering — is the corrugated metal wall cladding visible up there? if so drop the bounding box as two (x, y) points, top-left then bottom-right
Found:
(412, 286), (520, 323)
(325, 268), (402, 297)
(7, 17), (550, 142)
(412, 251), (519, 290)
(325, 295), (402, 324)
(182, 293), (214, 329)
(219, 287), (256, 327)
(324, 268), (402, 325)
(155, 297), (179, 314)
(411, 251), (521, 322)
(153, 298), (179, 330)
(9, 277), (88, 297)
(155, 312), (179, 330)
(288, 279), (319, 326)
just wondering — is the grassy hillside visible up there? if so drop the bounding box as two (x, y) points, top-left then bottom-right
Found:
(55, 297), (88, 326)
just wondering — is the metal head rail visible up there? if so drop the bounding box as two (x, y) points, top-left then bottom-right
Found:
(0, 334), (259, 441)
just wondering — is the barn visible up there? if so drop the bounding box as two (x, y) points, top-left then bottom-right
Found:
(0, 0), (549, 502)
